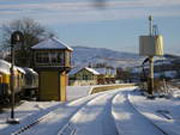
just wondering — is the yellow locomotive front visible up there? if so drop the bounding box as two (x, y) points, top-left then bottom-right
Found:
(0, 60), (25, 103)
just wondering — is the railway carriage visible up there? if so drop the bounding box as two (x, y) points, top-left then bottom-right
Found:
(0, 59), (39, 104)
(23, 68), (39, 98)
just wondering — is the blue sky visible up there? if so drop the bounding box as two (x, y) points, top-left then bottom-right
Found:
(0, 0), (180, 55)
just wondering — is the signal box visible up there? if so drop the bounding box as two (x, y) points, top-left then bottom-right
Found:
(32, 37), (73, 101)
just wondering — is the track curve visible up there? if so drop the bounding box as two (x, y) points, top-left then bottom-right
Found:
(8, 87), (170, 135)
(58, 90), (120, 135)
(111, 90), (168, 135)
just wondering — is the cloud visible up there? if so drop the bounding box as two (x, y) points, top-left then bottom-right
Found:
(0, 0), (180, 25)
(1, 0), (180, 11)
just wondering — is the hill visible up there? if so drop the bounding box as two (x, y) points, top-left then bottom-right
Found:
(72, 46), (143, 68)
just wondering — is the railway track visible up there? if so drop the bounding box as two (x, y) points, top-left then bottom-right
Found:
(126, 95), (168, 135)
(111, 90), (169, 135)
(4, 87), (171, 135)
(10, 92), (108, 135)
(57, 90), (120, 135)
(128, 90), (180, 135)
(57, 87), (169, 135)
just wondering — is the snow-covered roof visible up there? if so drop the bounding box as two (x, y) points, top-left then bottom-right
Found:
(69, 67), (100, 75)
(85, 67), (100, 75)
(0, 59), (11, 74)
(0, 59), (26, 74)
(16, 67), (26, 74)
(23, 67), (38, 75)
(31, 37), (73, 51)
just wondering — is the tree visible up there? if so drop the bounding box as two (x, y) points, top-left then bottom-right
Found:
(1, 17), (54, 67)
(116, 68), (132, 82)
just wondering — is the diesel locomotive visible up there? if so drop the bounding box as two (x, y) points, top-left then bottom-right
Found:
(0, 59), (38, 104)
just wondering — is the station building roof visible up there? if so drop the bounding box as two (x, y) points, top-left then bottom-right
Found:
(31, 37), (73, 51)
(69, 67), (100, 76)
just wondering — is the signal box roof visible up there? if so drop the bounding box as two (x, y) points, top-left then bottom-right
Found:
(31, 37), (73, 51)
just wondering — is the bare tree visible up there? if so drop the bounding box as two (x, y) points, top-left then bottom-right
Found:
(1, 17), (54, 67)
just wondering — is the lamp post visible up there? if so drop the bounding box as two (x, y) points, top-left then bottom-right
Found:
(7, 31), (24, 124)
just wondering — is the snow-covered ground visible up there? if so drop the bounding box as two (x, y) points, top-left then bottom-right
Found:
(0, 101), (61, 134)
(0, 86), (179, 135)
(129, 90), (180, 135)
(112, 91), (165, 135)
(66, 85), (93, 101)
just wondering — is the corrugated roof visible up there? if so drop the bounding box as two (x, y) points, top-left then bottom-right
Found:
(31, 37), (73, 51)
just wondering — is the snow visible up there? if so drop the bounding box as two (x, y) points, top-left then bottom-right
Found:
(60, 90), (119, 135)
(154, 70), (177, 78)
(0, 101), (60, 135)
(16, 67), (26, 74)
(129, 90), (180, 135)
(0, 59), (11, 74)
(68, 67), (100, 76)
(66, 86), (93, 101)
(170, 87), (180, 98)
(112, 90), (164, 135)
(0, 59), (26, 74)
(31, 37), (73, 51)
(72, 46), (142, 68)
(85, 67), (100, 75)
(14, 92), (105, 135)
(23, 68), (38, 75)
(0, 86), (180, 135)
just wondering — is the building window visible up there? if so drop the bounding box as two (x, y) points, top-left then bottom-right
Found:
(58, 52), (65, 65)
(36, 51), (65, 65)
(36, 52), (49, 63)
(49, 53), (58, 64)
(83, 75), (89, 80)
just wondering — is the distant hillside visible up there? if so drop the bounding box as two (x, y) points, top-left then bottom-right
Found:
(164, 54), (180, 60)
(71, 46), (143, 68)
(1, 45), (179, 69)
